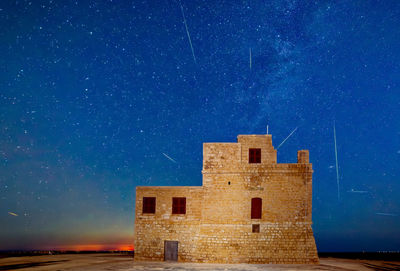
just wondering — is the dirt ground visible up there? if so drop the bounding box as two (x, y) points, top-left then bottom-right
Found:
(0, 253), (399, 271)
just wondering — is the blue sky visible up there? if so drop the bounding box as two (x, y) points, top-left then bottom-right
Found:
(1, 0), (399, 251)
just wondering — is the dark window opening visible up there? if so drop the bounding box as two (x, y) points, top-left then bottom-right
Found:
(228, 181), (231, 185)
(249, 148), (261, 163)
(252, 224), (260, 233)
(172, 197), (186, 214)
(143, 197), (156, 214)
(251, 197), (262, 219)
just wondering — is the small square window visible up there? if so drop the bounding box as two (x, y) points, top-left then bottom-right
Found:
(142, 197), (156, 214)
(252, 224), (260, 233)
(172, 197), (186, 214)
(249, 148), (261, 163)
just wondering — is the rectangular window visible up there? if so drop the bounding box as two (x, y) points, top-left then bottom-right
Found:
(172, 197), (186, 214)
(252, 224), (260, 233)
(249, 148), (261, 163)
(251, 197), (262, 219)
(142, 197), (156, 214)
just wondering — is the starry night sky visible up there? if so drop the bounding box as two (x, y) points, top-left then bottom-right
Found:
(1, 0), (400, 252)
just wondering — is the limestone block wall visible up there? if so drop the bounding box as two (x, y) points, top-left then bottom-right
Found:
(198, 135), (317, 263)
(238, 134), (277, 164)
(199, 164), (317, 263)
(196, 223), (317, 264)
(202, 143), (240, 174)
(134, 187), (203, 261)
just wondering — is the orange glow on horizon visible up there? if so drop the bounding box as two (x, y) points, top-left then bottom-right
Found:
(44, 243), (134, 251)
(117, 245), (134, 251)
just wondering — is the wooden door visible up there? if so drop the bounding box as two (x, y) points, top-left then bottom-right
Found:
(164, 240), (178, 261)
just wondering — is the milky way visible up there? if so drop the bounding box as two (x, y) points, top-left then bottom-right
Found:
(1, 1), (399, 251)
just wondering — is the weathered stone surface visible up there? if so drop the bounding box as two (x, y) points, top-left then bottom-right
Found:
(134, 133), (319, 264)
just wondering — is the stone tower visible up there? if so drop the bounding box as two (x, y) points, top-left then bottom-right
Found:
(134, 133), (319, 263)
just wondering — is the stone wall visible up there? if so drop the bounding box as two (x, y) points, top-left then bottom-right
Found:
(134, 187), (203, 262)
(237, 134), (277, 164)
(133, 133), (319, 264)
(196, 223), (317, 264)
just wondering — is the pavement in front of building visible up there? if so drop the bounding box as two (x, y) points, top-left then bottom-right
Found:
(0, 253), (399, 271)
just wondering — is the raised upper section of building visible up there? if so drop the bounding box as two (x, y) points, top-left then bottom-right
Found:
(237, 134), (277, 164)
(202, 133), (311, 174)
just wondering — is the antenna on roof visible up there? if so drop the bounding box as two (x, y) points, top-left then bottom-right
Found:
(267, 125), (269, 134)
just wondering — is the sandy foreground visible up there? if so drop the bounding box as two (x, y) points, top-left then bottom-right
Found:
(0, 253), (399, 271)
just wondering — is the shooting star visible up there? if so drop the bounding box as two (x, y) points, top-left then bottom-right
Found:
(347, 189), (368, 194)
(179, 0), (196, 64)
(162, 153), (177, 163)
(277, 127), (298, 149)
(376, 212), (398, 217)
(8, 212), (18, 217)
(334, 121), (340, 201)
(249, 48), (252, 69)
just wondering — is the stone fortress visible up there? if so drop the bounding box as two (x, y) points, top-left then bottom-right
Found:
(133, 132), (319, 264)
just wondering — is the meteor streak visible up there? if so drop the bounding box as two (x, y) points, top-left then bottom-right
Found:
(277, 127), (298, 149)
(376, 212), (398, 217)
(249, 48), (252, 69)
(334, 121), (340, 201)
(179, 1), (196, 64)
(347, 189), (368, 194)
(162, 153), (177, 163)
